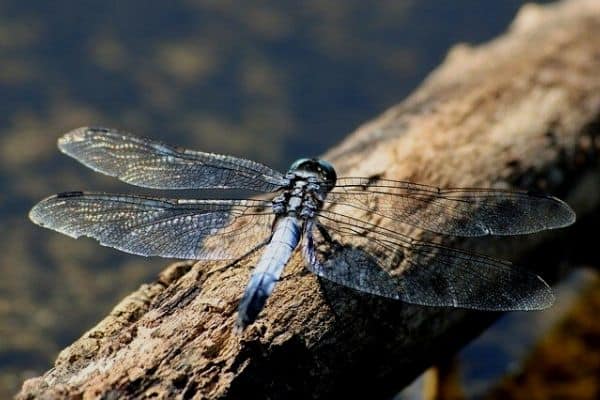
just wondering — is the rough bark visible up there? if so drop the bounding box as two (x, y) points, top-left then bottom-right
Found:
(18, 0), (600, 399)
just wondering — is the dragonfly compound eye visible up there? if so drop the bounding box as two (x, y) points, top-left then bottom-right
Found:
(315, 159), (337, 186)
(289, 158), (337, 187)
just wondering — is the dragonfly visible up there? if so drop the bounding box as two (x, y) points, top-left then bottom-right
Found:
(29, 127), (576, 331)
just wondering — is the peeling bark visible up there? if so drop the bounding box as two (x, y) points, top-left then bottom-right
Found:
(18, 0), (600, 398)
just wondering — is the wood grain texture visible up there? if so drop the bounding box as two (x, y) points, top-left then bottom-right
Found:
(18, 0), (600, 398)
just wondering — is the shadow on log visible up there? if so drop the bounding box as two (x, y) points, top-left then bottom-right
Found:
(18, 0), (600, 398)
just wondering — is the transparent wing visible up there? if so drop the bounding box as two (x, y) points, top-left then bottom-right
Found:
(29, 192), (275, 260)
(304, 210), (554, 310)
(58, 127), (289, 191)
(326, 178), (575, 237)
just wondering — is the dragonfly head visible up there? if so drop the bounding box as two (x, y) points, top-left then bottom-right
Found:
(288, 158), (337, 189)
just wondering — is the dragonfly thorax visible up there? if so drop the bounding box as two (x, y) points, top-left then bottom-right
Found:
(271, 177), (326, 219)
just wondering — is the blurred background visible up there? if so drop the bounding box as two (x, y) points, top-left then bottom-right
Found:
(1, 0), (597, 398)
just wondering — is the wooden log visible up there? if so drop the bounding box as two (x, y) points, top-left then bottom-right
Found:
(18, 0), (600, 398)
